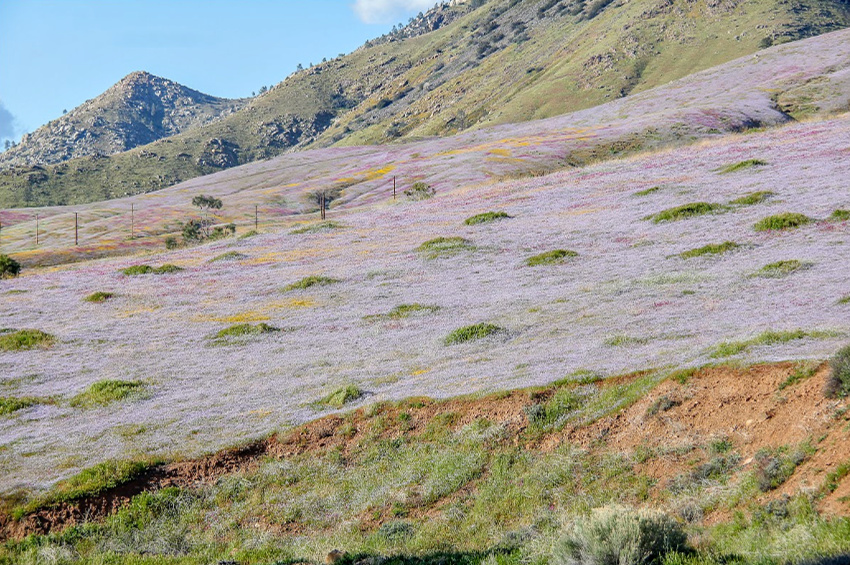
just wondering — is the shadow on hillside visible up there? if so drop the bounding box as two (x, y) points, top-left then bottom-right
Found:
(801, 556), (850, 565)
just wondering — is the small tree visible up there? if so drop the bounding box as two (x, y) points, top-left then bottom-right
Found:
(305, 187), (342, 220)
(190, 194), (223, 240)
(404, 182), (435, 201)
(0, 254), (21, 278)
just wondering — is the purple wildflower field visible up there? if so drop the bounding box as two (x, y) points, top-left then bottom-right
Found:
(1, 30), (850, 493)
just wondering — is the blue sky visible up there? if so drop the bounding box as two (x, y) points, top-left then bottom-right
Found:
(0, 0), (438, 146)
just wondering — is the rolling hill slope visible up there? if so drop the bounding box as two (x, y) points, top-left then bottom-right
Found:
(1, 0), (848, 207)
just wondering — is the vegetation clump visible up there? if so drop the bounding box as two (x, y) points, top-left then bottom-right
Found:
(753, 445), (812, 491)
(239, 229), (259, 239)
(728, 191), (774, 206)
(213, 323), (280, 340)
(0, 329), (55, 351)
(650, 202), (724, 223)
(720, 159), (767, 173)
(319, 384), (363, 408)
(634, 186), (661, 196)
(525, 388), (582, 433)
(121, 264), (183, 276)
(464, 211), (511, 225)
(0, 254), (21, 278)
(0, 396), (43, 416)
(646, 395), (680, 416)
(825, 344), (850, 398)
(526, 249), (578, 266)
(751, 260), (812, 278)
(209, 251), (247, 262)
(366, 303), (441, 321)
(404, 181), (436, 201)
(830, 209), (850, 222)
(753, 213), (812, 231)
(553, 505), (688, 565)
(416, 236), (474, 258)
(84, 291), (114, 303)
(445, 323), (504, 345)
(680, 241), (739, 259)
(284, 275), (340, 291)
(710, 329), (836, 358)
(69, 380), (146, 408)
(290, 221), (343, 234)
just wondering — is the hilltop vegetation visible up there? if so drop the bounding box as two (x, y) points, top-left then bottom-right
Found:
(2, 0), (849, 207)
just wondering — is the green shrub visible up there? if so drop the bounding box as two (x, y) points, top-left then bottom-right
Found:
(825, 344), (850, 398)
(711, 329), (836, 358)
(164, 236), (180, 250)
(319, 384), (363, 408)
(779, 362), (819, 390)
(823, 460), (850, 493)
(553, 505), (688, 565)
(646, 395), (680, 416)
(290, 221), (343, 234)
(728, 191), (774, 206)
(526, 249), (578, 266)
(0, 329), (55, 351)
(464, 211), (511, 225)
(214, 323), (280, 340)
(651, 202), (724, 223)
(377, 520), (415, 541)
(0, 254), (21, 278)
(0, 396), (42, 416)
(680, 241), (739, 259)
(720, 159), (767, 173)
(634, 186), (661, 196)
(209, 251), (247, 262)
(239, 229), (259, 239)
(70, 380), (146, 408)
(830, 209), (850, 222)
(525, 388), (582, 432)
(121, 264), (183, 276)
(404, 181), (435, 200)
(365, 303), (441, 321)
(751, 260), (812, 278)
(753, 445), (811, 491)
(153, 264), (183, 274)
(445, 323), (504, 345)
(84, 291), (114, 303)
(284, 275), (340, 291)
(416, 236), (474, 258)
(754, 213), (813, 231)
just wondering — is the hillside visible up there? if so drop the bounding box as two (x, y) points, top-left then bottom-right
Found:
(0, 71), (246, 168)
(1, 0), (848, 207)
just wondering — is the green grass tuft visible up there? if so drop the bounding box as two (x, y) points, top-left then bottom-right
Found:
(0, 329), (55, 351)
(720, 159), (768, 173)
(751, 260), (812, 278)
(710, 329), (838, 358)
(121, 264), (184, 276)
(464, 211), (511, 225)
(84, 291), (114, 303)
(416, 236), (474, 258)
(779, 362), (820, 391)
(753, 213), (813, 231)
(0, 396), (44, 416)
(525, 249), (578, 266)
(213, 323), (280, 340)
(830, 209), (850, 222)
(319, 384), (364, 408)
(634, 186), (661, 196)
(284, 275), (340, 291)
(651, 202), (724, 223)
(238, 229), (259, 239)
(209, 251), (247, 262)
(290, 221), (343, 234)
(680, 241), (739, 259)
(728, 191), (774, 206)
(825, 344), (850, 398)
(69, 380), (147, 408)
(445, 323), (505, 345)
(366, 303), (441, 322)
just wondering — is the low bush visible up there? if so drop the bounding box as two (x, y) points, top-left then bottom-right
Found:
(525, 388), (582, 432)
(0, 396), (42, 416)
(319, 384), (363, 408)
(445, 323), (504, 345)
(728, 191), (774, 206)
(751, 260), (812, 278)
(824, 344), (850, 398)
(634, 186), (661, 196)
(646, 395), (680, 416)
(711, 329), (836, 358)
(526, 249), (578, 266)
(553, 505), (688, 565)
(213, 323), (280, 340)
(239, 229), (259, 239)
(0, 329), (55, 351)
(753, 445), (811, 491)
(680, 241), (739, 259)
(417, 236), (474, 258)
(121, 264), (183, 276)
(754, 213), (812, 231)
(0, 254), (21, 278)
(69, 380), (146, 408)
(365, 303), (440, 321)
(464, 211), (511, 225)
(404, 182), (435, 201)
(84, 291), (114, 303)
(720, 159), (767, 173)
(651, 202), (724, 223)
(830, 209), (850, 222)
(284, 275), (340, 291)
(290, 221), (343, 234)
(209, 251), (247, 262)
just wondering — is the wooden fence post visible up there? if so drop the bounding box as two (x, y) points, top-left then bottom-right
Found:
(255, 205), (258, 231)
(75, 213), (78, 246)
(131, 203), (135, 239)
(36, 214), (39, 245)
(393, 176), (396, 200)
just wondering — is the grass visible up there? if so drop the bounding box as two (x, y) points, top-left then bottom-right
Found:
(284, 275), (340, 291)
(444, 323), (505, 345)
(290, 221), (343, 234)
(823, 460), (850, 493)
(121, 264), (184, 275)
(779, 361), (820, 390)
(750, 259), (812, 278)
(84, 291), (114, 303)
(753, 212), (813, 231)
(213, 323), (280, 341)
(416, 236), (474, 258)
(679, 241), (739, 259)
(0, 329), (55, 351)
(830, 209), (850, 222)
(238, 229), (259, 239)
(650, 202), (724, 223)
(318, 384), (364, 408)
(634, 186), (661, 196)
(753, 444), (813, 491)
(825, 344), (850, 398)
(0, 396), (45, 416)
(525, 249), (578, 266)
(728, 191), (774, 206)
(464, 211), (511, 225)
(365, 303), (441, 321)
(69, 379), (147, 408)
(209, 251), (247, 262)
(605, 335), (650, 347)
(719, 159), (767, 173)
(710, 329), (838, 358)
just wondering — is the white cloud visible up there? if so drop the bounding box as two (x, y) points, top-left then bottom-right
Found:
(0, 100), (16, 140)
(352, 0), (438, 24)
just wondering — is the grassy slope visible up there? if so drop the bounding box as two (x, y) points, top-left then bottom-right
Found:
(1, 0), (848, 207)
